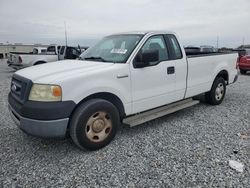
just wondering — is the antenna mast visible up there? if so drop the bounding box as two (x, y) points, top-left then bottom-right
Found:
(64, 21), (68, 46)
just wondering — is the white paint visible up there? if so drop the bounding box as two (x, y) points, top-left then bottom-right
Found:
(15, 31), (238, 117)
(185, 53), (238, 98)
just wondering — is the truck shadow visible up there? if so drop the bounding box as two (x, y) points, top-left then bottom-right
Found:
(14, 101), (207, 154)
(241, 72), (250, 76)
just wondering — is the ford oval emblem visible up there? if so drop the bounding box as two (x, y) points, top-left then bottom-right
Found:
(11, 84), (17, 92)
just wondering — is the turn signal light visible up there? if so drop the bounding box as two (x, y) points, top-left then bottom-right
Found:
(52, 86), (62, 97)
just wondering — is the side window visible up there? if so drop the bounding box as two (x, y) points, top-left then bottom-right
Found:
(57, 46), (61, 53)
(60, 46), (65, 55)
(33, 48), (38, 54)
(72, 48), (78, 56)
(167, 35), (183, 59)
(140, 35), (169, 66)
(47, 46), (56, 54)
(65, 47), (79, 59)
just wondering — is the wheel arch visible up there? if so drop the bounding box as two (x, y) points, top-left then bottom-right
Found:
(70, 92), (126, 120)
(215, 70), (229, 85)
(33, 60), (47, 65)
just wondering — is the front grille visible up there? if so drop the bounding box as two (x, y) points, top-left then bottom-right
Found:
(10, 74), (33, 104)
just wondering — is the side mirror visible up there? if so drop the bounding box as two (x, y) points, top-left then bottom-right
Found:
(134, 49), (159, 68)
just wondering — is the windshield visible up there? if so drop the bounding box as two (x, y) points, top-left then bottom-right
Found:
(80, 34), (143, 63)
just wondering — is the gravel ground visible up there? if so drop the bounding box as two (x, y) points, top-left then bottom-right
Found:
(0, 60), (249, 187)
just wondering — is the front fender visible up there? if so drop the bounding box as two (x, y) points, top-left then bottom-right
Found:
(60, 70), (132, 114)
(68, 87), (131, 115)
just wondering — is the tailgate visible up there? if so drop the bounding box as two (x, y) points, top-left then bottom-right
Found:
(8, 54), (19, 64)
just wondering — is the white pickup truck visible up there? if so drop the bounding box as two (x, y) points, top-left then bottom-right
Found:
(7, 45), (81, 69)
(8, 31), (238, 150)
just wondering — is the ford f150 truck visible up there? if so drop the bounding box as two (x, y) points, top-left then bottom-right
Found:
(8, 31), (238, 150)
(7, 45), (81, 69)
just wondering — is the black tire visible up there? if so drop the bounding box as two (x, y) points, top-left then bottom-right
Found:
(69, 99), (120, 150)
(205, 77), (226, 105)
(240, 69), (246, 74)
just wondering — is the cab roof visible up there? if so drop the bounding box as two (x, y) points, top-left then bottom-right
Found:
(109, 30), (176, 36)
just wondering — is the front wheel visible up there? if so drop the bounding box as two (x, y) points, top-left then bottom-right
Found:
(205, 77), (226, 105)
(69, 99), (120, 150)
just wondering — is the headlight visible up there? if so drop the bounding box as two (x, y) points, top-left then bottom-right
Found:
(28, 84), (62, 102)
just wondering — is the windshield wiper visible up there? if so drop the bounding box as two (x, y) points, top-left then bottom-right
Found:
(83, 56), (107, 62)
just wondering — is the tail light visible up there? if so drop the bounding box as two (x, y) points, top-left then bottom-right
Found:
(18, 56), (22, 63)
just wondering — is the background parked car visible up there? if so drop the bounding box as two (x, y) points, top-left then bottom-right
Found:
(58, 46), (81, 60)
(238, 49), (250, 74)
(7, 47), (47, 65)
(7, 45), (81, 69)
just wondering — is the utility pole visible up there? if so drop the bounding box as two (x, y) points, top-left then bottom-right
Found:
(242, 37), (245, 47)
(64, 21), (68, 46)
(6, 41), (10, 59)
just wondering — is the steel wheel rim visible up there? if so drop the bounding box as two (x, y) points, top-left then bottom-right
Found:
(215, 83), (224, 101)
(85, 111), (112, 142)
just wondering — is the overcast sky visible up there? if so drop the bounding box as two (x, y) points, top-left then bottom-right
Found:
(0, 0), (249, 47)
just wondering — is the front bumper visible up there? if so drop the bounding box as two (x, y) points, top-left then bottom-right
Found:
(8, 63), (25, 70)
(8, 92), (76, 138)
(239, 63), (250, 71)
(9, 104), (69, 138)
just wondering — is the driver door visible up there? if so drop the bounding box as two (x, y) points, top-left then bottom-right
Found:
(130, 35), (176, 113)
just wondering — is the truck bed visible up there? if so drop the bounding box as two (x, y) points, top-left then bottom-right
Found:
(186, 51), (238, 58)
(185, 52), (238, 98)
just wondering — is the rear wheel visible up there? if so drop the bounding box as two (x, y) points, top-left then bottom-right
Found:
(69, 99), (120, 150)
(240, 69), (246, 74)
(205, 77), (226, 105)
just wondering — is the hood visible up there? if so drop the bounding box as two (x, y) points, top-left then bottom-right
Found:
(15, 60), (114, 83)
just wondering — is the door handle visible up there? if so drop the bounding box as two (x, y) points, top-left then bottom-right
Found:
(117, 74), (129, 79)
(167, 66), (175, 74)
